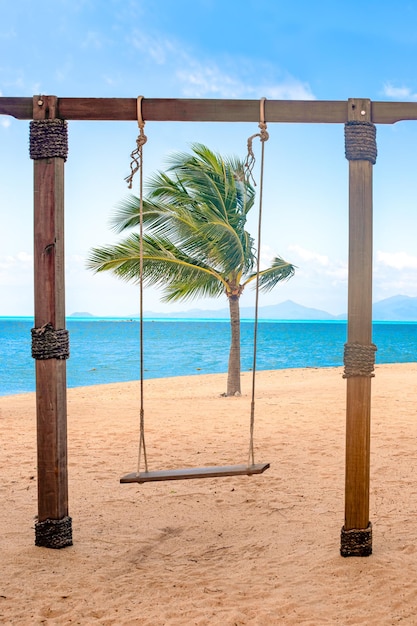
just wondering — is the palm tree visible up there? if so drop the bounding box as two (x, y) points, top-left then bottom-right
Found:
(87, 144), (295, 395)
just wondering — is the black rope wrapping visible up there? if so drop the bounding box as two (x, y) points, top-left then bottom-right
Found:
(31, 323), (70, 360)
(343, 342), (377, 378)
(344, 121), (377, 164)
(35, 516), (73, 549)
(29, 119), (68, 161)
(341, 523), (372, 557)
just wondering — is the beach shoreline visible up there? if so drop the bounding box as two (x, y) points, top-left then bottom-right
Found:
(1, 364), (417, 624)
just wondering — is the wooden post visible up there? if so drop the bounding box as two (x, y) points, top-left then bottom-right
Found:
(32, 96), (72, 548)
(341, 99), (376, 556)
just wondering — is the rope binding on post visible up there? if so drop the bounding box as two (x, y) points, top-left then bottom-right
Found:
(344, 120), (377, 164)
(343, 342), (377, 378)
(29, 118), (68, 161)
(31, 323), (70, 360)
(35, 515), (73, 549)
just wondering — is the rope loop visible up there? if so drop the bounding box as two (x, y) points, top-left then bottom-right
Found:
(344, 121), (377, 164)
(245, 97), (269, 185)
(29, 119), (68, 161)
(343, 342), (377, 378)
(125, 96), (148, 189)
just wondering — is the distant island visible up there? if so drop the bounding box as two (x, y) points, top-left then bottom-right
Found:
(69, 312), (95, 318)
(70, 295), (417, 322)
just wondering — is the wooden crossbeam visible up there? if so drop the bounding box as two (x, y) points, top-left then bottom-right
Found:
(2, 96), (417, 124)
(120, 463), (270, 484)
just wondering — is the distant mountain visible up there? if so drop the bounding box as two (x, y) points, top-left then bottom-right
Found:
(242, 300), (335, 320)
(144, 296), (417, 321)
(372, 295), (417, 321)
(143, 299), (334, 320)
(75, 295), (417, 321)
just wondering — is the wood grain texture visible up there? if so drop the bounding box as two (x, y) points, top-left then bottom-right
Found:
(2, 96), (417, 123)
(344, 99), (373, 531)
(33, 96), (69, 523)
(120, 463), (270, 483)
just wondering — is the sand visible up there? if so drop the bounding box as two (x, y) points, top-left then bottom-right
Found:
(1, 363), (417, 625)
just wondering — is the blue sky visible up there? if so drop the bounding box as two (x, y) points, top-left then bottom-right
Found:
(2, 0), (417, 316)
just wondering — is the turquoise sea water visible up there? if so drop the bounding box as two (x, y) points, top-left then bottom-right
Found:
(1, 317), (417, 396)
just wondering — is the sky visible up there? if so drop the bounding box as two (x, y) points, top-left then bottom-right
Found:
(2, 0), (417, 316)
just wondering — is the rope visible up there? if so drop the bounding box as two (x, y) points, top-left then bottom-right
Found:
(245, 98), (269, 466)
(125, 96), (148, 474)
(343, 342), (377, 378)
(244, 97), (269, 186)
(31, 323), (70, 360)
(341, 522), (372, 557)
(344, 121), (377, 164)
(29, 119), (68, 161)
(35, 516), (73, 549)
(125, 96), (148, 189)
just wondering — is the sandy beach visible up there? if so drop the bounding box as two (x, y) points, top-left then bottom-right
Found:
(1, 363), (417, 624)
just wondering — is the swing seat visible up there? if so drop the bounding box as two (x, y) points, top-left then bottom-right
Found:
(120, 462), (270, 484)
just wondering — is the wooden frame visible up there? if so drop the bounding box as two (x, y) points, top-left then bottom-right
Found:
(1, 94), (415, 553)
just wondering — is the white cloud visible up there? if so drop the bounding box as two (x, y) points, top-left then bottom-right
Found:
(129, 31), (315, 100)
(325, 264), (348, 282)
(178, 64), (314, 100)
(0, 252), (33, 286)
(288, 244), (329, 266)
(177, 65), (240, 98)
(131, 31), (174, 65)
(371, 251), (417, 301)
(376, 250), (417, 269)
(81, 31), (103, 49)
(16, 251), (32, 263)
(383, 83), (417, 100)
(250, 79), (315, 101)
(0, 252), (32, 270)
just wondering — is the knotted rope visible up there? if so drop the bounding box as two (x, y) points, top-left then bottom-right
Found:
(31, 323), (70, 360)
(125, 96), (148, 189)
(343, 342), (377, 378)
(29, 119), (68, 161)
(245, 98), (269, 466)
(125, 96), (149, 475)
(344, 121), (377, 164)
(244, 97), (270, 186)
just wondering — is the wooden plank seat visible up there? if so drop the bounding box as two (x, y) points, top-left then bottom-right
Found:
(120, 462), (270, 484)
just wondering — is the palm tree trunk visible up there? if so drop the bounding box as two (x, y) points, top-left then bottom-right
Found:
(227, 295), (241, 396)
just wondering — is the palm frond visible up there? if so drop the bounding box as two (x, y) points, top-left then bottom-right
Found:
(88, 144), (295, 308)
(87, 233), (226, 301)
(243, 257), (296, 292)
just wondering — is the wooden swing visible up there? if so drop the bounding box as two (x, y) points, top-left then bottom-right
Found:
(120, 97), (270, 485)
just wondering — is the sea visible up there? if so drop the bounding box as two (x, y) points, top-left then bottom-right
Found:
(1, 317), (417, 396)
